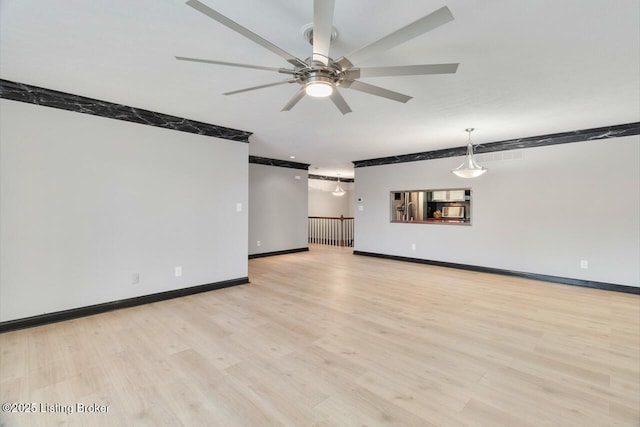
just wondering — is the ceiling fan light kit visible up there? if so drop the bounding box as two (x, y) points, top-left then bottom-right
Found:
(178, 0), (459, 114)
(305, 74), (334, 97)
(451, 128), (487, 178)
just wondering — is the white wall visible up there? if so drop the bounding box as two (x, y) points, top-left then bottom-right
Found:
(248, 163), (308, 255)
(354, 136), (640, 287)
(308, 178), (355, 217)
(0, 100), (249, 322)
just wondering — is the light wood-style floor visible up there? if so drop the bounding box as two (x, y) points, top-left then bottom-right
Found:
(1, 244), (639, 426)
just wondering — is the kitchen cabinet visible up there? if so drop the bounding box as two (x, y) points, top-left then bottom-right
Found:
(431, 190), (465, 202)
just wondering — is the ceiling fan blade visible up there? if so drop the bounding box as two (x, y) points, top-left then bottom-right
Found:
(329, 89), (352, 115)
(313, 0), (335, 65)
(185, 0), (307, 68)
(358, 63), (459, 77)
(175, 56), (296, 74)
(344, 6), (454, 65)
(281, 87), (307, 111)
(224, 79), (296, 96)
(346, 80), (412, 103)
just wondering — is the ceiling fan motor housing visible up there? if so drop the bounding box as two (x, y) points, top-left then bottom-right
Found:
(296, 58), (359, 88)
(301, 63), (339, 84)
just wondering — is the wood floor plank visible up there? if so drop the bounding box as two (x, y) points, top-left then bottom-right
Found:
(1, 244), (638, 426)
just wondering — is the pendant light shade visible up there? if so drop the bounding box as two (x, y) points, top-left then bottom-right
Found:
(451, 128), (487, 178)
(332, 175), (346, 196)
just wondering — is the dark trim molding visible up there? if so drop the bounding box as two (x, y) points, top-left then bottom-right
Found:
(249, 247), (309, 259)
(0, 277), (249, 333)
(249, 155), (310, 170)
(309, 174), (355, 183)
(0, 79), (252, 143)
(353, 251), (639, 295)
(353, 122), (640, 168)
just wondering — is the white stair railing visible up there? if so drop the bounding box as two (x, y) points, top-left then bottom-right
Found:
(308, 216), (354, 247)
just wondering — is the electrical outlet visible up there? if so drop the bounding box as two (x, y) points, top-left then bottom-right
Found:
(580, 260), (589, 269)
(236, 202), (242, 212)
(257, 240), (261, 247)
(132, 273), (140, 285)
(411, 243), (416, 251)
(175, 266), (182, 277)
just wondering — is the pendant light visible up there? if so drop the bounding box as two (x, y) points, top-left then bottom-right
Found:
(332, 174), (346, 196)
(451, 128), (487, 178)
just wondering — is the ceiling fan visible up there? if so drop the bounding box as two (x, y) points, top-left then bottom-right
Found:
(176, 0), (459, 114)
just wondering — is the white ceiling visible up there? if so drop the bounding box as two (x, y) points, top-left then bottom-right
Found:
(1, 0), (638, 178)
